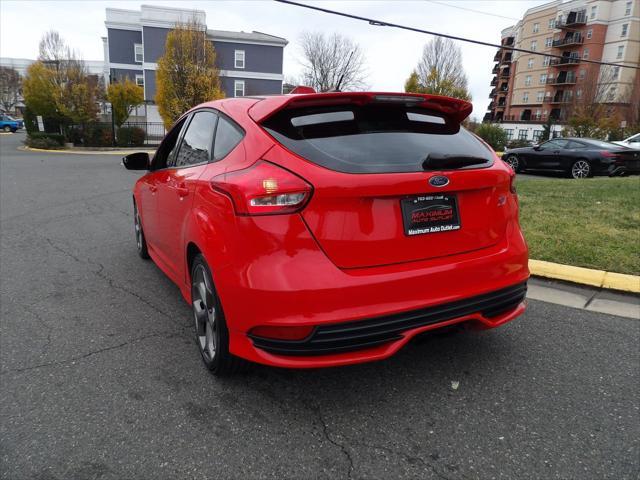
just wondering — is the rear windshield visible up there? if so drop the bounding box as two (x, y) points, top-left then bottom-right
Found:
(262, 103), (493, 173)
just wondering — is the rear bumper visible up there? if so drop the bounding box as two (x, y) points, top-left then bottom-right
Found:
(211, 214), (529, 368)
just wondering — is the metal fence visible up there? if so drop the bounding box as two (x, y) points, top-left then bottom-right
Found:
(119, 122), (166, 146)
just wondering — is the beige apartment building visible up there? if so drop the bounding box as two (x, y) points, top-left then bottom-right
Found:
(485, 0), (639, 143)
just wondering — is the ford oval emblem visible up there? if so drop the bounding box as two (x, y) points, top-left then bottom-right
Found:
(429, 175), (449, 187)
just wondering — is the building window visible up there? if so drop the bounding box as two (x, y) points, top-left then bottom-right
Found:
(579, 69), (586, 79)
(134, 43), (143, 63)
(528, 58), (534, 68)
(518, 129), (528, 140)
(612, 66), (620, 79)
(586, 29), (592, 39)
(533, 23), (540, 33)
(590, 6), (597, 19)
(540, 73), (547, 84)
(608, 86), (617, 102)
(548, 18), (555, 29)
(625, 1), (632, 15)
(135, 74), (144, 87)
(621, 24), (628, 37)
(617, 45), (624, 59)
(537, 91), (544, 102)
(533, 130), (543, 140)
(576, 89), (582, 99)
(505, 129), (514, 140)
(583, 48), (589, 59)
(523, 92), (529, 103)
(234, 50), (245, 69)
(530, 40), (537, 51)
(545, 37), (553, 48)
(234, 80), (245, 97)
(525, 75), (532, 86)
(543, 55), (551, 66)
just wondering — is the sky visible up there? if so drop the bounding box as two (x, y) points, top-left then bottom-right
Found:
(0, 0), (546, 121)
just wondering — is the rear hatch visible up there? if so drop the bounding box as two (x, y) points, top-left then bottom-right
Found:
(253, 93), (513, 269)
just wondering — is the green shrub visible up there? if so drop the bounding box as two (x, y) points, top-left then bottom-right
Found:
(116, 126), (146, 147)
(82, 123), (114, 147)
(26, 133), (65, 149)
(475, 123), (508, 151)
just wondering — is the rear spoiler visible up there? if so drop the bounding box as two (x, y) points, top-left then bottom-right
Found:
(248, 92), (473, 124)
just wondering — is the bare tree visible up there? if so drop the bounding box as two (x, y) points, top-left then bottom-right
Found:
(415, 37), (469, 98)
(0, 67), (21, 113)
(299, 32), (367, 92)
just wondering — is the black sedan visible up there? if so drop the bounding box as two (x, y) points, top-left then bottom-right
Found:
(503, 138), (640, 179)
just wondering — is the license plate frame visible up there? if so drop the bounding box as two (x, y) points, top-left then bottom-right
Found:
(401, 194), (461, 236)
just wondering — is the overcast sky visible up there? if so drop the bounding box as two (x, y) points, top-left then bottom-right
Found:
(0, 0), (545, 120)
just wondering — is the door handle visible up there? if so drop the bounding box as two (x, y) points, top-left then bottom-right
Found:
(176, 184), (189, 198)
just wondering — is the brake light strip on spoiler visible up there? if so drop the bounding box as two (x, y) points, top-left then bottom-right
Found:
(248, 92), (473, 125)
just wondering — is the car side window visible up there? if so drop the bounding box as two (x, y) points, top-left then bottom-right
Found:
(546, 139), (569, 149)
(567, 140), (586, 149)
(151, 117), (188, 170)
(174, 111), (218, 168)
(213, 115), (244, 161)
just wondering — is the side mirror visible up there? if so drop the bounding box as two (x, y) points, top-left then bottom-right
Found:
(533, 145), (542, 151)
(123, 152), (150, 170)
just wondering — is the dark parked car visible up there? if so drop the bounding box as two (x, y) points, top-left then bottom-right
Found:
(503, 138), (640, 178)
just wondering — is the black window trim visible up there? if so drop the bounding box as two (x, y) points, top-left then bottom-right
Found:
(152, 107), (245, 171)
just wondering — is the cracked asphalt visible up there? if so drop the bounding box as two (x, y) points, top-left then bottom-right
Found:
(1, 132), (639, 480)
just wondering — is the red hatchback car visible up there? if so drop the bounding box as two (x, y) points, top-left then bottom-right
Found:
(123, 92), (529, 375)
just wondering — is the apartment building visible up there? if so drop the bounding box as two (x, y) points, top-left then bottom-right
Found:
(104, 5), (287, 122)
(485, 0), (639, 143)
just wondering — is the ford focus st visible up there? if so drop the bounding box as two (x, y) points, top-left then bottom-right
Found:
(123, 92), (529, 375)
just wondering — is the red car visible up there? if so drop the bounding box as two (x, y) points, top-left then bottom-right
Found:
(123, 92), (529, 375)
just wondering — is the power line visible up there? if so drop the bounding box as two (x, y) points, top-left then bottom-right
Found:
(425, 0), (520, 21)
(274, 0), (640, 70)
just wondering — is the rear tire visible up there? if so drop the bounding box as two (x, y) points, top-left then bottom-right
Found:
(133, 201), (150, 259)
(191, 254), (249, 376)
(3, 126), (10, 133)
(568, 159), (591, 179)
(504, 154), (522, 173)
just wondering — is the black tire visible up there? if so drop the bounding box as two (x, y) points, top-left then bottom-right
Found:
(568, 159), (591, 179)
(504, 154), (523, 173)
(3, 126), (11, 133)
(133, 201), (150, 259)
(190, 254), (249, 376)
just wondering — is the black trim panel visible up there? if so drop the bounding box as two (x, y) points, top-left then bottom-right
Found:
(250, 282), (527, 356)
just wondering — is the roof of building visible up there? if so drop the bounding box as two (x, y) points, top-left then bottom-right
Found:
(207, 29), (288, 46)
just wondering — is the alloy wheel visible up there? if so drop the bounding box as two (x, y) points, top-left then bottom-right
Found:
(192, 265), (217, 362)
(571, 160), (590, 179)
(3, 126), (10, 132)
(134, 209), (142, 251)
(505, 155), (519, 172)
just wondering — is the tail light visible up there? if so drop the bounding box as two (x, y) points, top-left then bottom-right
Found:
(509, 174), (517, 194)
(249, 325), (315, 340)
(600, 150), (619, 158)
(211, 161), (313, 216)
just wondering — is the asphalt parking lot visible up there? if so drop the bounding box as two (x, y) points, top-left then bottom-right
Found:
(1, 132), (639, 480)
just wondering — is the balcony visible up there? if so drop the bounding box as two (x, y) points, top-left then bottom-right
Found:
(503, 36), (514, 46)
(553, 35), (583, 48)
(488, 102), (495, 110)
(494, 50), (502, 62)
(544, 94), (574, 104)
(491, 76), (498, 86)
(502, 52), (513, 64)
(547, 74), (577, 85)
(550, 56), (581, 66)
(483, 112), (494, 122)
(499, 84), (509, 93)
(557, 11), (587, 28)
(492, 64), (499, 74)
(500, 69), (511, 78)
(496, 101), (506, 109)
(488, 89), (496, 98)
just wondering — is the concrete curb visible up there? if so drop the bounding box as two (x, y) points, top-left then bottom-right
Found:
(529, 259), (640, 294)
(18, 146), (156, 156)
